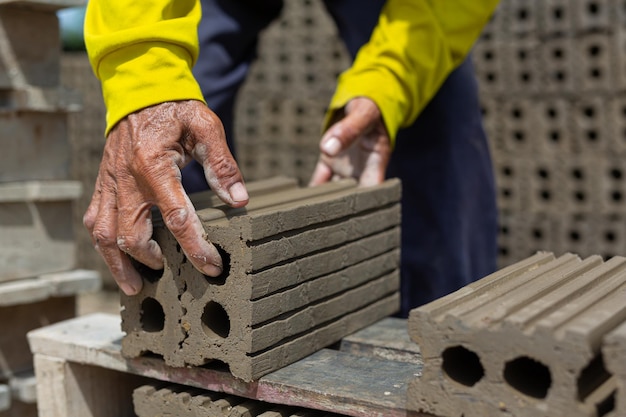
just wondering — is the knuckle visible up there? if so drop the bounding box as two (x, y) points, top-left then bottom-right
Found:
(92, 228), (117, 249)
(163, 207), (191, 235)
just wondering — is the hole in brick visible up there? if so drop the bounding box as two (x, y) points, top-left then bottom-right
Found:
(572, 168), (584, 180)
(540, 190), (551, 201)
(520, 72), (531, 82)
(502, 166), (513, 177)
(605, 231), (616, 242)
(204, 245), (230, 285)
(500, 225), (510, 235)
(130, 258), (164, 283)
(552, 7), (563, 20)
(517, 8), (528, 20)
(578, 354), (611, 402)
(201, 301), (230, 339)
(587, 1), (600, 15)
(513, 131), (525, 142)
(141, 297), (165, 332)
(553, 71), (566, 82)
(611, 168), (622, 180)
(504, 356), (551, 399)
(584, 106), (596, 118)
(586, 130), (598, 142)
(501, 188), (512, 198)
(442, 346), (484, 387)
(589, 45), (602, 57)
(512, 108), (523, 119)
(537, 168), (549, 179)
(612, 191), (623, 202)
(517, 50), (527, 61)
(499, 246), (509, 256)
(590, 68), (603, 79)
(546, 108), (558, 119)
(484, 50), (494, 60)
(532, 228), (543, 240)
(200, 359), (230, 372)
(550, 131), (561, 142)
(552, 48), (563, 59)
(486, 72), (497, 82)
(574, 191), (586, 202)
(570, 230), (581, 241)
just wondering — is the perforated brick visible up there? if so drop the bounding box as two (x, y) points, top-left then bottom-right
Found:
(133, 384), (339, 417)
(121, 178), (401, 381)
(407, 252), (626, 417)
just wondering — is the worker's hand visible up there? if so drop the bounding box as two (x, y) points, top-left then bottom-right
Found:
(309, 97), (391, 187)
(83, 100), (249, 296)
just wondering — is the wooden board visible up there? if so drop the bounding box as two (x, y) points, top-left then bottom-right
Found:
(28, 314), (431, 417)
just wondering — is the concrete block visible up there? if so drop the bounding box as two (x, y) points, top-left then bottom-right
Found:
(503, 38), (542, 96)
(120, 178), (401, 381)
(0, 386), (8, 412)
(533, 98), (574, 155)
(407, 252), (626, 417)
(574, 32), (615, 94)
(501, 0), (540, 39)
(571, 96), (611, 154)
(501, 99), (540, 155)
(0, 111), (70, 182)
(0, 269), (101, 306)
(572, 0), (614, 33)
(0, 87), (81, 112)
(0, 7), (60, 88)
(539, 0), (575, 36)
(0, 296), (75, 379)
(472, 40), (506, 97)
(540, 36), (578, 95)
(603, 321), (626, 416)
(133, 384), (343, 417)
(0, 181), (81, 281)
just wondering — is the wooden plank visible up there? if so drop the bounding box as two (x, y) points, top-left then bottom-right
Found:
(28, 314), (430, 417)
(340, 317), (421, 364)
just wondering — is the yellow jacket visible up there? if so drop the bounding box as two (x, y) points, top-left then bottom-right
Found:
(85, 0), (499, 142)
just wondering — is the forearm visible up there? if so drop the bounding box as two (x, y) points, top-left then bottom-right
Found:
(84, 0), (205, 135)
(327, 0), (500, 143)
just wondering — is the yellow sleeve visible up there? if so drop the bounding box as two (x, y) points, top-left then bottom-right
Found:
(326, 0), (500, 144)
(84, 0), (205, 135)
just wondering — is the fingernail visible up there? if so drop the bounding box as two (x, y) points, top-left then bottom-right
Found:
(202, 263), (222, 277)
(229, 182), (249, 203)
(120, 283), (138, 296)
(322, 136), (341, 156)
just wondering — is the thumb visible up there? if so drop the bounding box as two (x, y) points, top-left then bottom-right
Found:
(320, 97), (381, 157)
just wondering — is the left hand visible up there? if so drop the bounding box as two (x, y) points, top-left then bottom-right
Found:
(309, 97), (391, 187)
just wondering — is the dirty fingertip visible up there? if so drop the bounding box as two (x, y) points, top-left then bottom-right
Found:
(229, 181), (249, 204)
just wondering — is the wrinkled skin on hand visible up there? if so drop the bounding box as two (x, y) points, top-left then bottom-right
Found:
(83, 100), (249, 296)
(309, 97), (391, 187)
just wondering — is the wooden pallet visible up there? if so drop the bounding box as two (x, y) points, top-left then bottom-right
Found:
(28, 314), (429, 417)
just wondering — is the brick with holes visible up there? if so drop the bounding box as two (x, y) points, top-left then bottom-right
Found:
(407, 251), (626, 417)
(121, 177), (401, 381)
(602, 320), (626, 417)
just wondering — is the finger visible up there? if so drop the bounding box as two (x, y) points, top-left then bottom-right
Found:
(189, 107), (249, 208)
(309, 157), (333, 186)
(116, 179), (164, 272)
(150, 172), (223, 277)
(320, 98), (381, 156)
(91, 178), (144, 295)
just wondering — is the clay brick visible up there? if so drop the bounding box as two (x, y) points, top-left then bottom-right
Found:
(121, 178), (401, 381)
(0, 111), (71, 183)
(0, 181), (81, 281)
(133, 384), (341, 417)
(407, 252), (626, 417)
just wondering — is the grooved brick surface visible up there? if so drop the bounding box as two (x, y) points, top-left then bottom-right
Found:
(603, 321), (626, 416)
(121, 177), (401, 381)
(133, 384), (341, 417)
(407, 252), (626, 417)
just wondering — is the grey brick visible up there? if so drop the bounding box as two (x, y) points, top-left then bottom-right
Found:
(121, 178), (401, 381)
(407, 252), (626, 417)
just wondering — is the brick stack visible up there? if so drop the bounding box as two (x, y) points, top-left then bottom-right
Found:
(133, 384), (343, 417)
(475, 0), (626, 267)
(0, 2), (100, 416)
(234, 0), (351, 186)
(120, 177), (401, 382)
(407, 251), (626, 417)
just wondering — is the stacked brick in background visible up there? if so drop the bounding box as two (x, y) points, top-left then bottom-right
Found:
(121, 177), (401, 382)
(407, 251), (626, 417)
(133, 383), (343, 417)
(474, 0), (626, 267)
(0, 2), (101, 416)
(234, 0), (351, 186)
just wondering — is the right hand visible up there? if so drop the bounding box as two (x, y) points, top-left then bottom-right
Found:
(83, 100), (249, 295)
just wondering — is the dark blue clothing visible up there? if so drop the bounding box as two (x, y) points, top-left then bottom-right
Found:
(183, 0), (498, 317)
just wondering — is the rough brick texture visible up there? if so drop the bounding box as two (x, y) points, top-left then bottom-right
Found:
(133, 384), (342, 417)
(603, 321), (626, 416)
(121, 177), (401, 381)
(407, 252), (626, 417)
